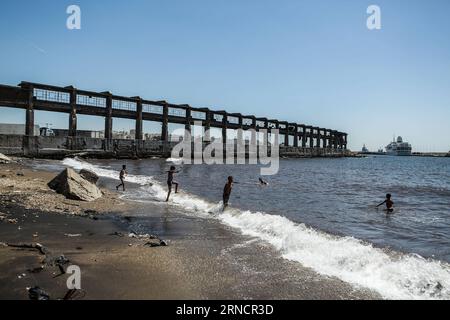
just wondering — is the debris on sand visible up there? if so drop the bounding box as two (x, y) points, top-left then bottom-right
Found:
(144, 239), (169, 247)
(128, 232), (159, 240)
(6, 242), (70, 274)
(6, 243), (49, 255)
(28, 286), (50, 300)
(27, 266), (45, 273)
(64, 233), (82, 237)
(109, 231), (125, 237)
(0, 212), (8, 221)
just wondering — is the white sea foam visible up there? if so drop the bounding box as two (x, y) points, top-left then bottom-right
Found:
(62, 157), (450, 300)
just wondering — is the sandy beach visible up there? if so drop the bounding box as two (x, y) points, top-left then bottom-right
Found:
(0, 159), (380, 300)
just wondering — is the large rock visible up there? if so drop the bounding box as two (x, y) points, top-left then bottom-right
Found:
(0, 153), (12, 164)
(79, 169), (99, 184)
(48, 168), (102, 202)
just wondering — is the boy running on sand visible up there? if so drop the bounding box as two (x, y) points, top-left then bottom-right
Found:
(116, 165), (127, 191)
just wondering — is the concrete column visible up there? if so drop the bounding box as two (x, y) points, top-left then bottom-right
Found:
(293, 124), (299, 148)
(250, 116), (257, 146)
(339, 134), (344, 149)
(322, 129), (327, 149)
(326, 130), (331, 148)
(283, 122), (289, 147)
(316, 127), (321, 148)
(25, 87), (34, 136)
(301, 125), (307, 148)
(104, 93), (113, 140)
(204, 110), (211, 142)
(309, 127), (314, 148)
(135, 98), (143, 140)
(332, 131), (337, 149)
(68, 88), (77, 137)
(185, 106), (191, 134)
(22, 84), (36, 156)
(222, 114), (228, 142)
(273, 121), (279, 146)
(161, 103), (169, 142)
(237, 115), (243, 142)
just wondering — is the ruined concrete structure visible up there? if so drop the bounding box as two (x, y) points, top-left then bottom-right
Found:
(0, 81), (348, 158)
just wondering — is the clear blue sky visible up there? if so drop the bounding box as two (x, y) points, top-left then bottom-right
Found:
(1, 0), (449, 151)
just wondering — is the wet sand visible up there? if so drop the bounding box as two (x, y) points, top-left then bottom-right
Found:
(0, 160), (380, 300)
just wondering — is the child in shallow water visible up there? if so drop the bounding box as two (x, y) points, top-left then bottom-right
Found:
(223, 176), (234, 210)
(165, 166), (179, 202)
(376, 193), (394, 213)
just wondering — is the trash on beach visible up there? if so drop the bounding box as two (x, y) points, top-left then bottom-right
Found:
(128, 232), (159, 240)
(6, 243), (49, 255)
(110, 231), (125, 237)
(27, 266), (45, 273)
(144, 239), (169, 247)
(28, 286), (50, 300)
(64, 233), (82, 237)
(7, 218), (18, 224)
(18, 273), (26, 279)
(45, 255), (70, 274)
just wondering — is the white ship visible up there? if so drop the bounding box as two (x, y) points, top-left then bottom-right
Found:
(386, 136), (412, 156)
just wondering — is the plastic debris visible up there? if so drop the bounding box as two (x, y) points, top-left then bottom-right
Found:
(28, 287), (50, 300)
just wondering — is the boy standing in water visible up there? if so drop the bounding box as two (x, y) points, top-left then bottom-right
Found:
(223, 176), (234, 210)
(377, 193), (394, 213)
(116, 165), (127, 191)
(165, 166), (179, 202)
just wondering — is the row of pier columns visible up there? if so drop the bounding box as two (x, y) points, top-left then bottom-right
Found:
(19, 82), (348, 150)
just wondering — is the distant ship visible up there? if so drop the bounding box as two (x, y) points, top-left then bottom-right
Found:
(386, 136), (412, 156)
(361, 144), (369, 153)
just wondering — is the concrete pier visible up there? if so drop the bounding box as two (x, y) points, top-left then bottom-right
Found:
(0, 81), (348, 158)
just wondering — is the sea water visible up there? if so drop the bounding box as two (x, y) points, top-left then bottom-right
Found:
(55, 156), (450, 300)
